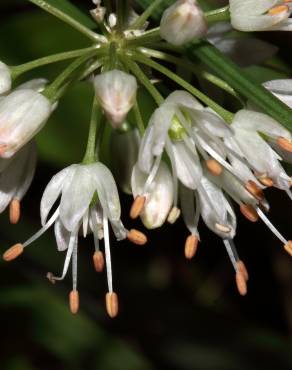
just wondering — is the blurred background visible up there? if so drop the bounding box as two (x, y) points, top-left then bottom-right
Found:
(0, 1), (292, 369)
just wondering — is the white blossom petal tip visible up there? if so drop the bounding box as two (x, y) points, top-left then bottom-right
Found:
(0, 62), (11, 95)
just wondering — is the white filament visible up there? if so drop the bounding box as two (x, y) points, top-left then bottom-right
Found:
(103, 216), (113, 293)
(223, 239), (238, 271)
(72, 239), (78, 291)
(257, 207), (288, 244)
(165, 139), (178, 206)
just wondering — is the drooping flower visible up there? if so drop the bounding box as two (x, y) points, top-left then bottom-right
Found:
(3, 162), (147, 317)
(0, 140), (37, 224)
(160, 0), (207, 46)
(0, 89), (52, 158)
(229, 0), (292, 32)
(0, 61), (11, 95)
(94, 70), (138, 128)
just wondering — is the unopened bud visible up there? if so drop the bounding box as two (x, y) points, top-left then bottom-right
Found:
(9, 199), (21, 224)
(94, 70), (137, 128)
(69, 290), (79, 315)
(160, 0), (207, 46)
(93, 250), (105, 272)
(105, 292), (119, 318)
(3, 243), (24, 261)
(127, 229), (147, 245)
(184, 234), (199, 260)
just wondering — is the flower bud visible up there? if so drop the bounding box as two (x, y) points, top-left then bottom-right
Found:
(131, 162), (174, 229)
(0, 61), (11, 94)
(94, 70), (138, 128)
(110, 128), (140, 194)
(160, 0), (207, 46)
(0, 89), (51, 158)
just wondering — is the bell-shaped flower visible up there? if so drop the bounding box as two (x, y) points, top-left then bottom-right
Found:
(3, 162), (147, 317)
(0, 62), (11, 95)
(0, 140), (36, 224)
(160, 0), (207, 46)
(263, 79), (292, 108)
(94, 70), (138, 128)
(0, 89), (52, 158)
(230, 0), (292, 32)
(131, 161), (174, 229)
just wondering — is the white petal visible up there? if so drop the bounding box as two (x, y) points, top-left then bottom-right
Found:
(0, 62), (11, 94)
(54, 219), (71, 251)
(16, 78), (48, 92)
(41, 165), (75, 226)
(165, 90), (203, 110)
(263, 79), (292, 108)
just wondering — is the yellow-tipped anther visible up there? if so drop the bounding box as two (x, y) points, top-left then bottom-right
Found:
(237, 260), (249, 282)
(236, 272), (247, 296)
(3, 243), (24, 262)
(130, 196), (146, 219)
(93, 250), (105, 272)
(268, 4), (288, 15)
(258, 177), (274, 187)
(9, 199), (21, 225)
(245, 180), (264, 201)
(240, 204), (259, 223)
(215, 223), (231, 234)
(277, 137), (292, 152)
(167, 206), (181, 224)
(284, 241), (292, 256)
(127, 229), (147, 245)
(184, 235), (199, 260)
(106, 292), (119, 318)
(206, 159), (223, 176)
(69, 290), (79, 315)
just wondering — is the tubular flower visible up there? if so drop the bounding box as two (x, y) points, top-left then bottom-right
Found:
(230, 0), (292, 32)
(94, 70), (138, 128)
(0, 89), (51, 158)
(0, 140), (37, 224)
(0, 62), (11, 95)
(3, 162), (147, 317)
(160, 0), (207, 46)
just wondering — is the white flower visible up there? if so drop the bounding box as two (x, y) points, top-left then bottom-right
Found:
(263, 79), (292, 108)
(0, 62), (11, 95)
(0, 89), (51, 158)
(131, 161), (174, 229)
(94, 70), (138, 128)
(230, 0), (292, 32)
(160, 0), (207, 46)
(0, 140), (36, 224)
(3, 162), (147, 317)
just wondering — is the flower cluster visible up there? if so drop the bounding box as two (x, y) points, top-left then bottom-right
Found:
(1, 0), (292, 317)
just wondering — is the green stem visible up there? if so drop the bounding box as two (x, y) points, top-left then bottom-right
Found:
(116, 0), (129, 31)
(28, 0), (105, 43)
(187, 40), (292, 131)
(131, 51), (234, 123)
(43, 53), (96, 101)
(11, 46), (100, 79)
(126, 28), (161, 47)
(130, 0), (164, 30)
(204, 6), (230, 24)
(83, 97), (102, 164)
(120, 54), (164, 106)
(138, 47), (240, 100)
(133, 102), (145, 135)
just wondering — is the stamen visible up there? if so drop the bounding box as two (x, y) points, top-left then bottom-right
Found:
(277, 137), (292, 152)
(223, 239), (238, 271)
(167, 206), (181, 224)
(215, 223), (231, 234)
(240, 204), (259, 223)
(23, 208), (59, 248)
(103, 216), (113, 293)
(127, 229), (147, 245)
(184, 234), (199, 260)
(93, 250), (105, 272)
(206, 159), (223, 176)
(236, 260), (249, 281)
(105, 292), (119, 318)
(245, 180), (265, 202)
(235, 272), (247, 296)
(257, 208), (288, 245)
(3, 243), (24, 262)
(284, 241), (292, 256)
(268, 5), (289, 15)
(69, 290), (79, 315)
(9, 199), (21, 224)
(72, 240), (78, 292)
(166, 139), (179, 206)
(143, 155), (162, 194)
(130, 196), (146, 219)
(46, 272), (56, 284)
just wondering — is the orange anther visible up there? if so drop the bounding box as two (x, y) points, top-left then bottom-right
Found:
(268, 5), (288, 15)
(277, 137), (292, 153)
(69, 290), (79, 314)
(130, 196), (146, 219)
(9, 199), (21, 224)
(3, 243), (24, 262)
(93, 250), (105, 272)
(284, 241), (292, 256)
(236, 272), (247, 296)
(106, 292), (119, 318)
(240, 204), (259, 223)
(206, 159), (223, 176)
(245, 180), (264, 202)
(184, 234), (199, 260)
(237, 260), (249, 282)
(127, 229), (147, 245)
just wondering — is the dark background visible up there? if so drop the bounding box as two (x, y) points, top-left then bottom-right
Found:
(0, 1), (292, 370)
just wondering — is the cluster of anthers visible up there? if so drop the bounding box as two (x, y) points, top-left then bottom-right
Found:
(1, 0), (292, 317)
